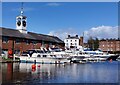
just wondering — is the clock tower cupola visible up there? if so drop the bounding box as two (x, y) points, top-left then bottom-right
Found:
(16, 3), (27, 34)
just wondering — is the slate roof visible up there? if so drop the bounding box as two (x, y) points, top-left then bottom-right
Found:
(66, 36), (79, 39)
(0, 27), (64, 43)
(28, 32), (63, 43)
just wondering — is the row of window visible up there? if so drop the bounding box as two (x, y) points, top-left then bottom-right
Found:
(101, 44), (120, 47)
(2, 37), (39, 45)
(65, 43), (77, 46)
(101, 43), (120, 45)
(100, 41), (120, 44)
(102, 48), (120, 51)
(66, 39), (77, 42)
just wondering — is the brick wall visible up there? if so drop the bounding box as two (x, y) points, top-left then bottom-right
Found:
(99, 40), (120, 52)
(1, 37), (64, 54)
(79, 37), (83, 46)
(2, 37), (42, 54)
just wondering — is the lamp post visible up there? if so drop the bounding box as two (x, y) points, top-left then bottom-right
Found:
(12, 39), (15, 61)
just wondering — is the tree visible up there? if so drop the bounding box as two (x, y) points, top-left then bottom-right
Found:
(87, 37), (99, 50)
(94, 38), (99, 50)
(87, 36), (94, 50)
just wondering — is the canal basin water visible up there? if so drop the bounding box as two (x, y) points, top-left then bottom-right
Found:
(1, 61), (120, 84)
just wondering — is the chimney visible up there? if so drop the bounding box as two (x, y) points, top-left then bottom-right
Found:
(68, 35), (70, 38)
(76, 35), (78, 37)
(79, 36), (83, 46)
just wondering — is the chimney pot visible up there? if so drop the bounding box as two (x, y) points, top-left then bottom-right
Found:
(68, 35), (70, 38)
(76, 35), (78, 37)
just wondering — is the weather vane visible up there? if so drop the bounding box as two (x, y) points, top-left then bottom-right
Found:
(21, 2), (24, 15)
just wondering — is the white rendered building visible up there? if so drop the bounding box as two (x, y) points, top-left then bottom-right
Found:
(64, 35), (83, 49)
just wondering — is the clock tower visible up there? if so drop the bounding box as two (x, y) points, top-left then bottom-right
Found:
(16, 3), (27, 34)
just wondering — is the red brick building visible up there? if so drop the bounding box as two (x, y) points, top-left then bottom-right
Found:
(0, 27), (64, 55)
(99, 39), (120, 53)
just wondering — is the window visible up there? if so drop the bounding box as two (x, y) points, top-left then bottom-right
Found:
(71, 40), (72, 42)
(49, 43), (52, 47)
(2, 37), (8, 43)
(49, 43), (52, 45)
(118, 47), (120, 49)
(15, 39), (21, 44)
(71, 43), (72, 45)
(15, 50), (20, 55)
(66, 40), (68, 42)
(32, 41), (37, 45)
(111, 49), (113, 51)
(26, 40), (30, 45)
(75, 40), (77, 42)
(42, 41), (45, 47)
(75, 43), (77, 45)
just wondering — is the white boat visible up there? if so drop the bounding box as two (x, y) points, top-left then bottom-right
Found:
(17, 49), (71, 64)
(70, 52), (91, 63)
(81, 49), (119, 62)
(69, 48), (118, 63)
(116, 55), (120, 61)
(83, 50), (109, 61)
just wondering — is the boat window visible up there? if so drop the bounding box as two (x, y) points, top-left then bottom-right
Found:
(43, 55), (47, 57)
(37, 50), (44, 53)
(21, 51), (28, 56)
(28, 50), (36, 53)
(51, 48), (61, 52)
(79, 52), (82, 54)
(37, 55), (41, 57)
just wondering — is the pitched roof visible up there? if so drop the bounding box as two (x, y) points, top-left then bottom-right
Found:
(1, 27), (35, 40)
(100, 38), (120, 41)
(28, 32), (63, 43)
(66, 36), (79, 39)
(0, 27), (64, 43)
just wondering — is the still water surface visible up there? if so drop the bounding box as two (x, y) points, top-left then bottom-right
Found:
(2, 61), (120, 84)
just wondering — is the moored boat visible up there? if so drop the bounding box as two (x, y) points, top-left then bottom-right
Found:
(17, 49), (71, 64)
(116, 55), (120, 61)
(107, 54), (120, 61)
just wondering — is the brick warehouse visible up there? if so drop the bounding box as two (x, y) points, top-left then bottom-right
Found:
(0, 27), (64, 55)
(99, 38), (120, 53)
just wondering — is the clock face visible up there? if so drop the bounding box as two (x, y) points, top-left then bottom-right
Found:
(17, 21), (21, 26)
(23, 21), (26, 27)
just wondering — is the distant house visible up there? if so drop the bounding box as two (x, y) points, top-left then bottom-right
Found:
(64, 35), (83, 49)
(99, 38), (120, 53)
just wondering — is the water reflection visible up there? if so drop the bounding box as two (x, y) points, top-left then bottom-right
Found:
(0, 63), (2, 85)
(2, 61), (119, 84)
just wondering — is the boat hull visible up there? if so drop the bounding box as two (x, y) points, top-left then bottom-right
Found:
(19, 56), (70, 64)
(106, 54), (119, 61)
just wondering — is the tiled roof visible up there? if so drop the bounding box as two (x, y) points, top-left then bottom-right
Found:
(0, 27), (64, 43)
